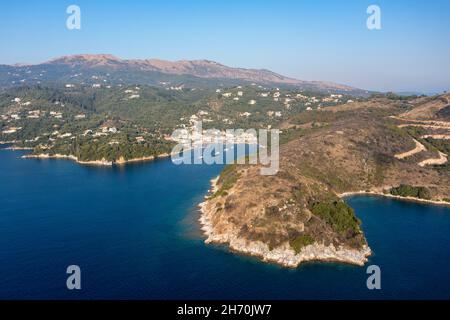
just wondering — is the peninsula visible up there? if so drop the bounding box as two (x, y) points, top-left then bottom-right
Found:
(198, 94), (450, 267)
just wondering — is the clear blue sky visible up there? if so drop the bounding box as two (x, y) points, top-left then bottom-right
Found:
(1, 0), (449, 93)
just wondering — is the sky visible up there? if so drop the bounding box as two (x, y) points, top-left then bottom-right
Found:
(0, 0), (449, 93)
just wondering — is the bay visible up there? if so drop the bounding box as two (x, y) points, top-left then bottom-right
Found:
(0, 149), (449, 299)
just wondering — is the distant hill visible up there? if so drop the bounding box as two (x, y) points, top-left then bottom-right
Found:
(0, 54), (369, 96)
(395, 91), (426, 97)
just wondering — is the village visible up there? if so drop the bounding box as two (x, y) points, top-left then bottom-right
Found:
(0, 83), (359, 160)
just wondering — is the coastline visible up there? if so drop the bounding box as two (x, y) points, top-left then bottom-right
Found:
(198, 176), (372, 268)
(21, 152), (171, 166)
(22, 153), (114, 165)
(338, 190), (450, 207)
(3, 146), (34, 151)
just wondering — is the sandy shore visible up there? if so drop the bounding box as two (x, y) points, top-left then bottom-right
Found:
(338, 190), (450, 206)
(198, 177), (371, 268)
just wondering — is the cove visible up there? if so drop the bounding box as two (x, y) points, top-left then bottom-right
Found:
(0, 149), (449, 299)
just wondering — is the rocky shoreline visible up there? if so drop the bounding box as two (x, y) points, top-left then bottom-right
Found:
(0, 141), (16, 144)
(22, 153), (114, 165)
(198, 177), (372, 268)
(22, 152), (170, 166)
(3, 146), (34, 151)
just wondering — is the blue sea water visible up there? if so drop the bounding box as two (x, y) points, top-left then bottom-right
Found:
(0, 149), (449, 299)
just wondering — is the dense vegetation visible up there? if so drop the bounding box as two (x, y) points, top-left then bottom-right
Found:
(290, 234), (314, 254)
(311, 201), (361, 236)
(35, 133), (174, 162)
(212, 164), (240, 198)
(389, 185), (431, 200)
(1, 84), (357, 162)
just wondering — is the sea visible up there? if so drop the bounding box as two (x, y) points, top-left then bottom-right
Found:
(0, 148), (449, 299)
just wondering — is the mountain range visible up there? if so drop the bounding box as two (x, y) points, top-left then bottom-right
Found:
(0, 54), (369, 95)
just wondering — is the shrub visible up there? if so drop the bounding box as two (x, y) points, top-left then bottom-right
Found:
(311, 200), (361, 235)
(212, 164), (240, 198)
(389, 185), (431, 200)
(290, 234), (315, 253)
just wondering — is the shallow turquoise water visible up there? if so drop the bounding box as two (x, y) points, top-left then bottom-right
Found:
(0, 149), (449, 299)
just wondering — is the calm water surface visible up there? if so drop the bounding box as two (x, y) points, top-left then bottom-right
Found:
(0, 149), (449, 299)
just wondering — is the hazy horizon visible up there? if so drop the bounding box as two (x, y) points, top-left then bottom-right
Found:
(1, 0), (449, 94)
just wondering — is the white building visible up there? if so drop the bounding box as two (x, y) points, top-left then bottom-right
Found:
(2, 127), (22, 134)
(59, 133), (73, 139)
